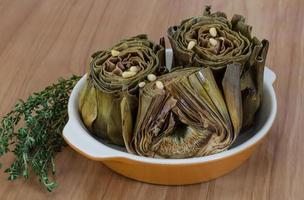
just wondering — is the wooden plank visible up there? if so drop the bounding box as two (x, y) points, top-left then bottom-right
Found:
(0, 0), (303, 199)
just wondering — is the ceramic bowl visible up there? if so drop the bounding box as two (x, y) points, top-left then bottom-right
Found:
(63, 49), (277, 185)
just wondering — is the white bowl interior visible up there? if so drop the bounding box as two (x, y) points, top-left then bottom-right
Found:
(75, 84), (272, 151)
(64, 49), (277, 164)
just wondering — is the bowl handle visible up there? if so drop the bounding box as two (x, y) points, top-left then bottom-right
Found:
(63, 120), (123, 161)
(264, 67), (276, 85)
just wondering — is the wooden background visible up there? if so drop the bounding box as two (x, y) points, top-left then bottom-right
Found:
(0, 0), (303, 199)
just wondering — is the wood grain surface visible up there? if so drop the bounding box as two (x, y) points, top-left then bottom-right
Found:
(0, 0), (303, 199)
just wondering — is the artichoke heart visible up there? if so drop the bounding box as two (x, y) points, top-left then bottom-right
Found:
(168, 6), (269, 129)
(130, 66), (242, 158)
(79, 34), (165, 146)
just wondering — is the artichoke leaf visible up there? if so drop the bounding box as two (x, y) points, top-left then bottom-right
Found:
(195, 68), (231, 128)
(222, 63), (242, 137)
(241, 39), (269, 129)
(78, 79), (89, 111)
(253, 39), (269, 101)
(121, 93), (138, 153)
(92, 90), (119, 142)
(78, 81), (97, 131)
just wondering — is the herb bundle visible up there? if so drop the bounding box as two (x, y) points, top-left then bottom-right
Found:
(0, 75), (80, 191)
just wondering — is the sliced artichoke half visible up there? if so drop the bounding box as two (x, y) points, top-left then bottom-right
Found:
(129, 65), (242, 158)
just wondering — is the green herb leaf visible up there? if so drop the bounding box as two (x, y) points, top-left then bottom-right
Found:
(0, 75), (80, 191)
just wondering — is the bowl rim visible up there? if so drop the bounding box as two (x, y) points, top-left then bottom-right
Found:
(63, 51), (277, 165)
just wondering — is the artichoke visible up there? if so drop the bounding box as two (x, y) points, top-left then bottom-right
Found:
(128, 65), (242, 158)
(79, 34), (165, 146)
(168, 6), (269, 128)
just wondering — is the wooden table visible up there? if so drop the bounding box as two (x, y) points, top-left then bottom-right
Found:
(0, 0), (303, 199)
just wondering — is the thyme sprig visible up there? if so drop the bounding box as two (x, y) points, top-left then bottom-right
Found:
(0, 75), (80, 191)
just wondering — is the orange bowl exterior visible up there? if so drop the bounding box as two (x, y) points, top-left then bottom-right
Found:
(65, 134), (263, 185)
(103, 143), (259, 185)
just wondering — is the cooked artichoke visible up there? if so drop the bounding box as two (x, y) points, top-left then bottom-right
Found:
(79, 34), (165, 146)
(128, 65), (242, 158)
(168, 6), (269, 128)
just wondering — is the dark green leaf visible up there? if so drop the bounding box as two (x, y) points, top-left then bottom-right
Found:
(0, 75), (80, 191)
